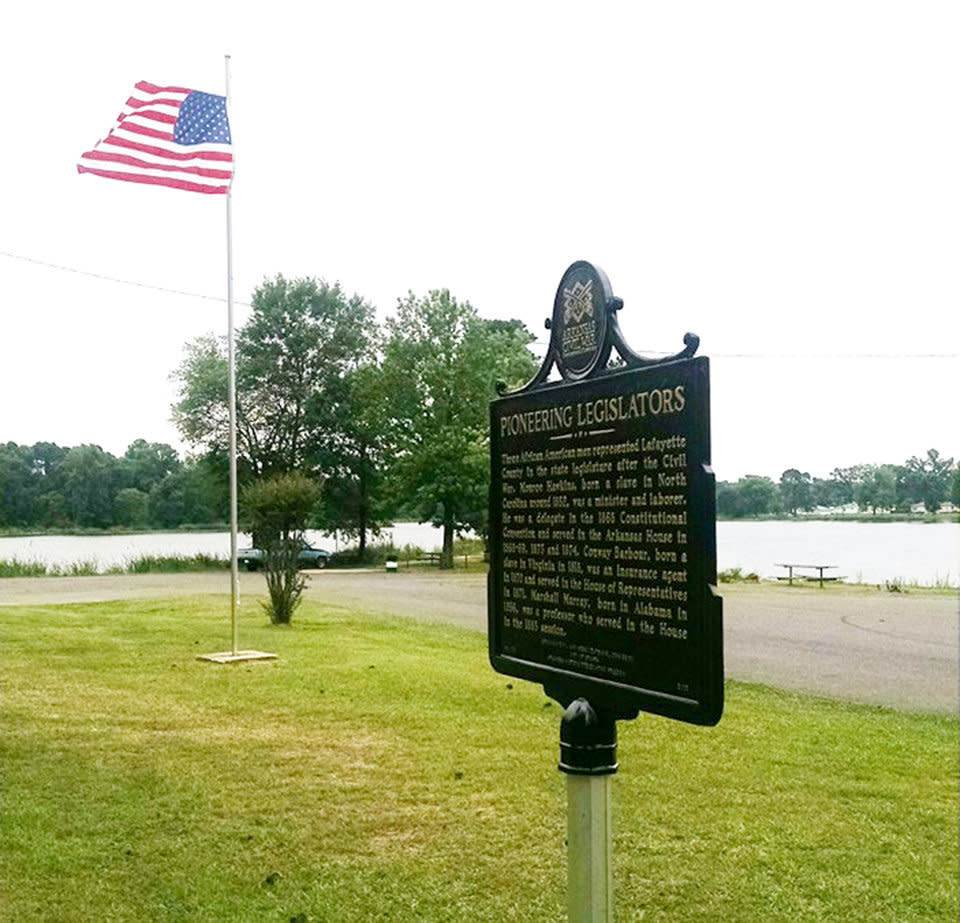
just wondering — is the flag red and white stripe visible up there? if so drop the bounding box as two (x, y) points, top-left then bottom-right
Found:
(78, 81), (234, 195)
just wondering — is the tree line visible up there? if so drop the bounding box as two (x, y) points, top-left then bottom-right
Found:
(6, 438), (953, 534)
(718, 450), (959, 518)
(0, 439), (226, 530)
(3, 274), (956, 542)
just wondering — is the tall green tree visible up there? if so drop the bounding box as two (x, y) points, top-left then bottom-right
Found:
(902, 449), (954, 513)
(853, 464), (901, 513)
(148, 458), (227, 528)
(811, 473), (852, 509)
(60, 445), (120, 528)
(311, 360), (390, 558)
(172, 275), (378, 533)
(171, 334), (231, 461)
(779, 468), (812, 516)
(122, 440), (181, 493)
(29, 442), (68, 528)
(380, 290), (537, 567)
(114, 487), (150, 528)
(716, 475), (780, 518)
(238, 276), (376, 476)
(0, 443), (35, 527)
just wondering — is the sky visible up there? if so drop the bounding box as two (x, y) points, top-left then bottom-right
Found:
(2, 1), (957, 482)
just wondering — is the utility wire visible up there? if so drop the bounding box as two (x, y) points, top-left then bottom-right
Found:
(4, 250), (957, 359)
(0, 249), (251, 307)
(529, 341), (958, 359)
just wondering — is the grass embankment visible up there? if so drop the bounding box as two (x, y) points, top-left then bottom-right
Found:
(0, 554), (230, 578)
(2, 598), (957, 921)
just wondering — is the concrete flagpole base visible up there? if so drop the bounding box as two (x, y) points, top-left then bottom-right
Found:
(197, 650), (277, 663)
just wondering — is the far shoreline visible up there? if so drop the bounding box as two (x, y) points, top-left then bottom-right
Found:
(2, 510), (958, 539)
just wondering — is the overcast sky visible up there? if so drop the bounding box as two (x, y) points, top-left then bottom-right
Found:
(2, 2), (956, 482)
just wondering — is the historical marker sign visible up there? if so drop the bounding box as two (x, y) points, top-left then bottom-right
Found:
(488, 263), (723, 726)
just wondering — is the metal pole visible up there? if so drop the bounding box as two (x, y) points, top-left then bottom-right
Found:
(560, 699), (617, 922)
(197, 58), (273, 665)
(225, 53), (239, 655)
(567, 774), (614, 921)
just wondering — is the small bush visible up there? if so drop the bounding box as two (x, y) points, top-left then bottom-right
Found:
(241, 472), (321, 625)
(260, 539), (307, 625)
(718, 567), (760, 583)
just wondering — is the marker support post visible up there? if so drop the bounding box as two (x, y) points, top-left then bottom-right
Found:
(560, 699), (618, 923)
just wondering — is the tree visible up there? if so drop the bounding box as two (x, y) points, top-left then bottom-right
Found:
(0, 443), (35, 527)
(811, 474), (851, 509)
(380, 291), (537, 567)
(114, 487), (149, 528)
(715, 475), (779, 517)
(852, 464), (901, 513)
(311, 360), (390, 559)
(171, 334), (231, 461)
(738, 475), (778, 516)
(172, 275), (378, 531)
(60, 445), (120, 528)
(779, 469), (812, 516)
(148, 458), (227, 528)
(122, 440), (181, 493)
(29, 442), (68, 528)
(241, 472), (322, 624)
(239, 276), (376, 475)
(902, 449), (954, 513)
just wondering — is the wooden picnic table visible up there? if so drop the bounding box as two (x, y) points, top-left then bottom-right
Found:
(405, 550), (442, 567)
(775, 563), (843, 588)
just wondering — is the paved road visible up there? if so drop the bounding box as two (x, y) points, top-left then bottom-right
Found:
(2, 571), (957, 714)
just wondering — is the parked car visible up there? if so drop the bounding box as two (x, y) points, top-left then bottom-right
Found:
(236, 542), (331, 571)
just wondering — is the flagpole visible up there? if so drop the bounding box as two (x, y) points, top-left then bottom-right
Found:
(225, 53), (239, 656)
(199, 56), (275, 664)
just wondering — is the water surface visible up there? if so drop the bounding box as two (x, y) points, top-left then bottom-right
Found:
(0, 521), (956, 586)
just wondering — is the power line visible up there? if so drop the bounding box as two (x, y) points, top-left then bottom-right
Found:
(711, 352), (959, 359)
(529, 342), (959, 360)
(4, 250), (957, 359)
(0, 249), (251, 307)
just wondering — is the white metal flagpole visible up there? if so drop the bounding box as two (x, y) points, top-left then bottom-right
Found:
(225, 53), (240, 656)
(199, 54), (275, 664)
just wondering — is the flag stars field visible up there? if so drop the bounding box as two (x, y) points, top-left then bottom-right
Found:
(174, 91), (231, 146)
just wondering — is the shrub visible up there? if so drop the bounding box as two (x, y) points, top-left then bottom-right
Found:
(718, 567), (760, 583)
(241, 472), (322, 625)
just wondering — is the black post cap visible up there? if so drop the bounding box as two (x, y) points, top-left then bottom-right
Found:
(559, 698), (618, 776)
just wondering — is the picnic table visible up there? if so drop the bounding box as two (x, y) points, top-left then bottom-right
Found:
(775, 563), (844, 588)
(405, 551), (442, 567)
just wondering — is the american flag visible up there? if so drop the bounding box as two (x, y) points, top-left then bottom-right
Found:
(78, 80), (234, 195)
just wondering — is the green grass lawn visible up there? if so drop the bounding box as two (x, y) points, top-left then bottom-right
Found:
(2, 595), (957, 922)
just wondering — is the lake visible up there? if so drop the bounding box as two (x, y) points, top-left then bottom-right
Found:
(716, 520), (957, 586)
(0, 521), (957, 587)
